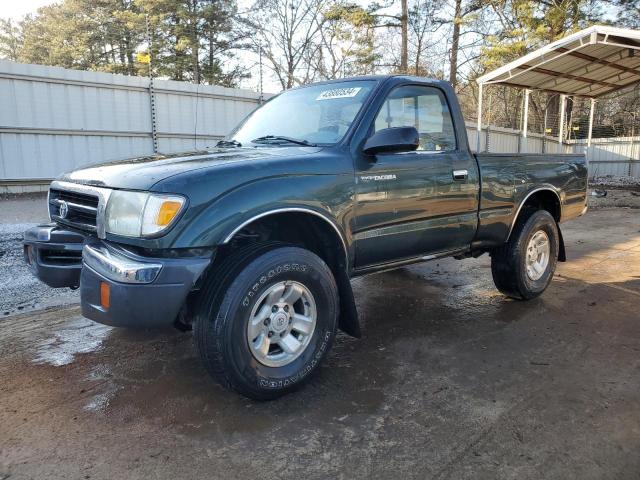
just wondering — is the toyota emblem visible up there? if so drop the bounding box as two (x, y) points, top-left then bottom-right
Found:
(59, 200), (69, 219)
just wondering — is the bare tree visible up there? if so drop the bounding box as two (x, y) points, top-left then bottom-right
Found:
(309, 2), (379, 79)
(243, 0), (327, 89)
(400, 0), (408, 72)
(407, 0), (443, 76)
(443, 0), (484, 88)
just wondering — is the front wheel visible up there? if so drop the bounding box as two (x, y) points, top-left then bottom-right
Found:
(194, 243), (338, 400)
(491, 209), (559, 300)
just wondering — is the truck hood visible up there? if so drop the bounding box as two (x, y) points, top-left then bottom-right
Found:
(59, 146), (321, 190)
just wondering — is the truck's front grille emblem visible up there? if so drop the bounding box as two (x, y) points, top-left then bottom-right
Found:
(58, 200), (69, 219)
(49, 188), (99, 233)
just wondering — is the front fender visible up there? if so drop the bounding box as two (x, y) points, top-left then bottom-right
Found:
(170, 175), (354, 251)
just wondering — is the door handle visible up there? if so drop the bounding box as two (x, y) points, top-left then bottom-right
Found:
(452, 169), (468, 181)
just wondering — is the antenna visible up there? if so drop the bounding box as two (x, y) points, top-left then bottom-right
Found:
(259, 44), (264, 105)
(194, 74), (200, 150)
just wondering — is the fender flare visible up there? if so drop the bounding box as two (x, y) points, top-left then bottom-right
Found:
(222, 207), (349, 263)
(506, 187), (562, 241)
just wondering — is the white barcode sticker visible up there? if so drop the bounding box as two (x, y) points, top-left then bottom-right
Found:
(316, 87), (361, 100)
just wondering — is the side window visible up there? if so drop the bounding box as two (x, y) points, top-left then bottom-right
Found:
(374, 85), (457, 152)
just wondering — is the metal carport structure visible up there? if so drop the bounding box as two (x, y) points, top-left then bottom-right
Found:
(475, 25), (640, 152)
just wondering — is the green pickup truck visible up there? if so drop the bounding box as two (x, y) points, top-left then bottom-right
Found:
(24, 75), (588, 399)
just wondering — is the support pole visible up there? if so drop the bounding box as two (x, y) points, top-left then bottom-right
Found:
(476, 83), (483, 153)
(520, 89), (530, 153)
(630, 113), (636, 177)
(587, 98), (595, 148)
(558, 94), (566, 145)
(543, 106), (548, 154)
(522, 89), (530, 138)
(145, 15), (158, 154)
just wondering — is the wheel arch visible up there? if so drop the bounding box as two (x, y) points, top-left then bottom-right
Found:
(222, 208), (361, 338)
(506, 187), (566, 262)
(222, 207), (349, 261)
(507, 187), (562, 241)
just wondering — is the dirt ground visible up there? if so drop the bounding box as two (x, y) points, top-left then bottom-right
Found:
(1, 194), (640, 479)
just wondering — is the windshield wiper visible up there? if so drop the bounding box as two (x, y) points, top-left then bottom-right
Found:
(251, 135), (317, 147)
(216, 139), (242, 148)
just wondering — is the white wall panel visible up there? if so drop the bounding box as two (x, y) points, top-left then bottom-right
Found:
(2, 58), (637, 189)
(0, 59), (261, 187)
(466, 122), (637, 178)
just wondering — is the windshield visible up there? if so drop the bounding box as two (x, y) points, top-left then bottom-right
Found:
(228, 80), (376, 146)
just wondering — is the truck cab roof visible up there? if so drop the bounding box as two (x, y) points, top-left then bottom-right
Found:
(286, 75), (451, 91)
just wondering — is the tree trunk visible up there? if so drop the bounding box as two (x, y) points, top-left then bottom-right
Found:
(449, 0), (461, 88)
(565, 96), (574, 139)
(190, 0), (200, 84)
(209, 33), (214, 84)
(118, 42), (126, 66)
(125, 34), (135, 75)
(192, 37), (199, 84)
(400, 0), (408, 73)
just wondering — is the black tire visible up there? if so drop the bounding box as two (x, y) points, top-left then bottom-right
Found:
(194, 243), (339, 400)
(491, 209), (559, 300)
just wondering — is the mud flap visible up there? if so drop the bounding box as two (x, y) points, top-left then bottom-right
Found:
(557, 223), (566, 262)
(335, 269), (361, 338)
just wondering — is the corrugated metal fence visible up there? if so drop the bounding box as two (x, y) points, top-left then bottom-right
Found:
(467, 123), (640, 178)
(466, 123), (569, 155)
(0, 60), (261, 192)
(1, 60), (638, 193)
(570, 137), (640, 178)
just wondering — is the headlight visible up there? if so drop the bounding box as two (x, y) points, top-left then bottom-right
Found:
(105, 190), (186, 237)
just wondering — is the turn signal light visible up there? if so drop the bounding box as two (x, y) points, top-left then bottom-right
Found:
(100, 281), (110, 309)
(156, 201), (183, 226)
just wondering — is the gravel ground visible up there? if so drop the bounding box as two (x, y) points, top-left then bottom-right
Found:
(588, 189), (640, 209)
(0, 194), (79, 317)
(0, 223), (79, 316)
(0, 193), (50, 224)
(590, 175), (640, 190)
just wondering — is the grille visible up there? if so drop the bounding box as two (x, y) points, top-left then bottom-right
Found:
(40, 248), (83, 266)
(49, 188), (99, 232)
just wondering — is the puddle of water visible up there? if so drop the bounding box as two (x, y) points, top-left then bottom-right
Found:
(33, 317), (113, 366)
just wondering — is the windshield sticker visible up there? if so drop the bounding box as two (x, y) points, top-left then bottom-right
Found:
(316, 87), (362, 101)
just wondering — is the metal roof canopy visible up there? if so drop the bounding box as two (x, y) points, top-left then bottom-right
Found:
(474, 26), (640, 152)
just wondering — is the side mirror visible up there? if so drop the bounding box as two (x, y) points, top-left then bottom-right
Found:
(362, 126), (419, 156)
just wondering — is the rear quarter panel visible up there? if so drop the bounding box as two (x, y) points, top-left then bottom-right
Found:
(475, 153), (587, 247)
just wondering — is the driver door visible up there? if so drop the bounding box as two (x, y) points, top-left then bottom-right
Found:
(353, 84), (479, 268)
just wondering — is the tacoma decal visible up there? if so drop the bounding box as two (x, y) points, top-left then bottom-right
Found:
(359, 174), (397, 182)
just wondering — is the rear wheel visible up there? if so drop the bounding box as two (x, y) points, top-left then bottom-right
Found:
(491, 209), (559, 300)
(194, 243), (338, 400)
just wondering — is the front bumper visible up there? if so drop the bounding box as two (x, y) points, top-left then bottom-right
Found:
(24, 225), (212, 328)
(23, 224), (84, 288)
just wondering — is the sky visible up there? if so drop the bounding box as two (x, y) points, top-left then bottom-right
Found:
(1, 0), (58, 20)
(0, 0), (281, 92)
(3, 0), (620, 95)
